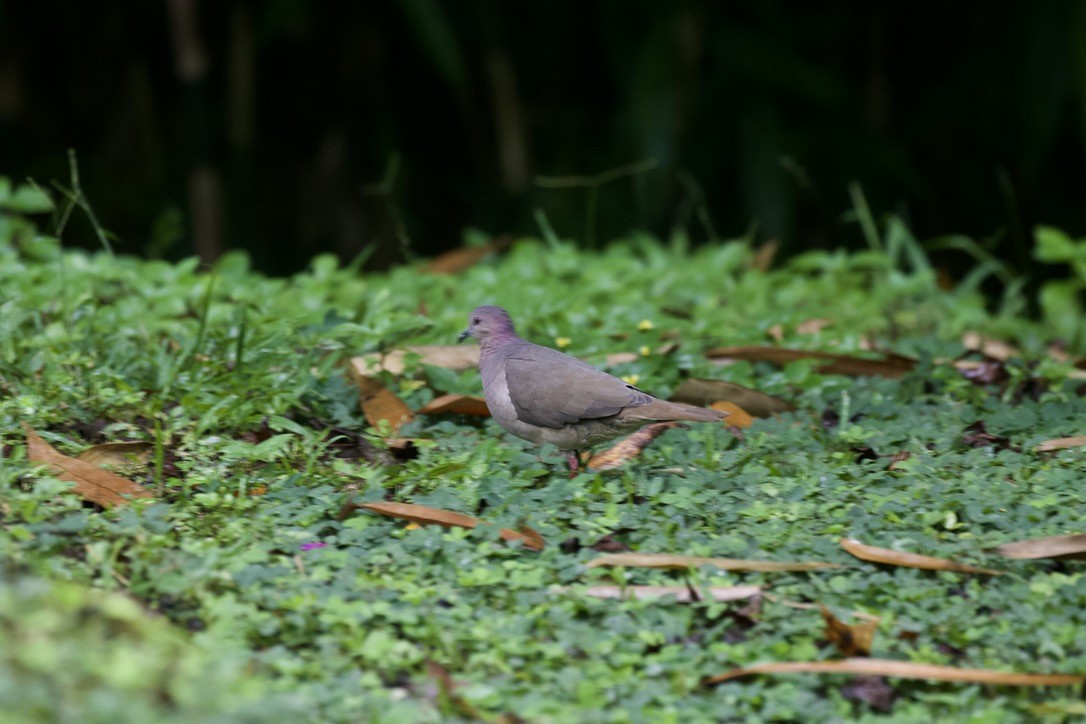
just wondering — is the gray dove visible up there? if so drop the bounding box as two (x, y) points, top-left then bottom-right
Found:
(458, 305), (727, 471)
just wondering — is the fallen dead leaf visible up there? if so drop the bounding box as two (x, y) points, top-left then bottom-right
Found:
(821, 605), (878, 657)
(1034, 435), (1086, 452)
(346, 360), (414, 433)
(586, 552), (840, 573)
(705, 346), (916, 378)
(751, 239), (779, 272)
(417, 394), (490, 416)
(425, 660), (481, 720)
(840, 538), (1003, 575)
(24, 425), (152, 508)
(763, 594), (881, 622)
(711, 401), (754, 428)
(669, 378), (795, 417)
(956, 359), (1008, 385)
(347, 500), (543, 551)
(797, 318), (833, 335)
(961, 420), (1012, 450)
(991, 533), (1086, 561)
(586, 422), (679, 470)
(354, 345), (480, 377)
(886, 451), (912, 471)
(840, 675), (896, 713)
(425, 236), (510, 274)
(703, 658), (1084, 686)
(766, 324), (784, 343)
(962, 332), (1020, 361)
(565, 585), (762, 603)
(606, 343), (681, 367)
(76, 440), (154, 466)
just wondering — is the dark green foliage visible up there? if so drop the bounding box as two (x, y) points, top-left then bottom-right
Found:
(2, 203), (1085, 719)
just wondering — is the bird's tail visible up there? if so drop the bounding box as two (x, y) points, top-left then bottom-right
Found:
(627, 399), (728, 423)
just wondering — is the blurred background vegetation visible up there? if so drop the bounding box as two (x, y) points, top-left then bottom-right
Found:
(2, 0), (1085, 276)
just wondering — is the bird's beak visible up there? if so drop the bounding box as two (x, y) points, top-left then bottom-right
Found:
(457, 329), (471, 343)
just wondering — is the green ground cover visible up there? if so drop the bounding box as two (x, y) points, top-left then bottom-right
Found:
(2, 181), (1085, 721)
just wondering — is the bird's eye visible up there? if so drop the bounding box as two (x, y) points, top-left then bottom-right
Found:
(473, 318), (480, 324)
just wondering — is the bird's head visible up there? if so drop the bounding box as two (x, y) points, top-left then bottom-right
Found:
(458, 305), (516, 344)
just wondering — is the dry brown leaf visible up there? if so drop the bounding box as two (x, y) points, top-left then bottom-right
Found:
(797, 318), (833, 335)
(346, 360), (413, 433)
(706, 346), (916, 378)
(568, 585), (762, 603)
(586, 552), (840, 573)
(586, 422), (679, 471)
(669, 378), (795, 417)
(703, 658), (1085, 686)
(605, 352), (639, 365)
(354, 345), (481, 377)
(751, 239), (779, 271)
(821, 605), (878, 657)
(24, 425), (152, 508)
(606, 343), (680, 367)
(352, 501), (544, 551)
(886, 451), (912, 471)
(425, 237), (509, 274)
(417, 394), (490, 417)
(961, 332), (1020, 361)
(711, 401), (754, 428)
(1034, 435), (1086, 452)
(764, 594), (881, 622)
(425, 660), (481, 720)
(840, 538), (1003, 575)
(991, 533), (1086, 561)
(766, 324), (784, 343)
(76, 441), (154, 466)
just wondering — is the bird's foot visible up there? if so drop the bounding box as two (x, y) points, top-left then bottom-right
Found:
(566, 451), (582, 478)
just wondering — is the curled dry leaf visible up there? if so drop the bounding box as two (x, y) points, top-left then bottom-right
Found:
(354, 345), (481, 377)
(705, 346), (916, 378)
(24, 425), (152, 508)
(586, 552), (840, 573)
(669, 378), (795, 417)
(797, 318), (832, 335)
(703, 658), (1085, 687)
(991, 533), (1086, 561)
(840, 538), (1003, 575)
(416, 394), (490, 416)
(346, 359), (413, 433)
(606, 343), (680, 367)
(961, 420), (1012, 450)
(586, 422), (678, 471)
(764, 594), (881, 623)
(563, 585), (762, 603)
(821, 605), (878, 657)
(425, 236), (510, 274)
(750, 239), (779, 272)
(424, 660), (481, 720)
(886, 451), (912, 471)
(961, 332), (1020, 361)
(76, 441), (154, 466)
(711, 401), (754, 429)
(348, 500), (544, 551)
(1034, 435), (1086, 452)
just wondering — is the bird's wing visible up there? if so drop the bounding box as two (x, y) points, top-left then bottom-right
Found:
(502, 343), (655, 429)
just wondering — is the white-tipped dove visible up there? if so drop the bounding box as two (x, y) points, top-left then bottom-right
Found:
(458, 306), (727, 471)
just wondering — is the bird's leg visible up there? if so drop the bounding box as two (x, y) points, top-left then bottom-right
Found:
(566, 450), (582, 476)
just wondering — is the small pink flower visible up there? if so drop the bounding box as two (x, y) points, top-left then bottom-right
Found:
(300, 542), (327, 551)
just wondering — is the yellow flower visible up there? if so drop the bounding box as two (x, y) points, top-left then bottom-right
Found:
(555, 337), (571, 349)
(637, 319), (654, 331)
(621, 374), (640, 386)
(639, 345), (651, 357)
